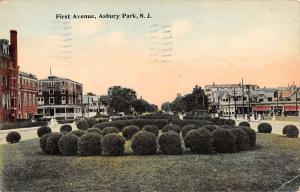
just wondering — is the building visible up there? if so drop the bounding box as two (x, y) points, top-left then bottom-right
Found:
(205, 83), (300, 117)
(82, 94), (108, 117)
(37, 76), (83, 120)
(0, 30), (19, 122)
(17, 71), (38, 119)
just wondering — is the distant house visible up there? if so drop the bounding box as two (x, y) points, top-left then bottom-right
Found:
(82, 94), (108, 116)
(37, 76), (83, 120)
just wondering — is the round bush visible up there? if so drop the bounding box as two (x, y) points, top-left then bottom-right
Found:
(6, 131), (21, 143)
(201, 125), (219, 132)
(212, 129), (236, 153)
(184, 128), (213, 154)
(40, 133), (52, 153)
(162, 123), (181, 134)
(229, 128), (250, 151)
(37, 126), (52, 137)
(76, 120), (89, 130)
(158, 131), (182, 155)
(216, 118), (226, 125)
(239, 121), (250, 128)
(78, 132), (102, 156)
(86, 128), (102, 135)
(102, 133), (126, 155)
(142, 125), (159, 136)
(240, 127), (256, 147)
(58, 134), (78, 156)
(181, 124), (197, 138)
(224, 119), (236, 126)
(122, 125), (140, 140)
(46, 132), (63, 155)
(131, 131), (157, 155)
(283, 125), (299, 138)
(69, 130), (86, 137)
(102, 127), (119, 136)
(60, 124), (72, 133)
(257, 123), (272, 133)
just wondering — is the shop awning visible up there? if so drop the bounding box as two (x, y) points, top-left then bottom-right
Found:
(253, 106), (272, 111)
(284, 106), (300, 111)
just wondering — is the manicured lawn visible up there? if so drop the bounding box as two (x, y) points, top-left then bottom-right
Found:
(1, 134), (300, 191)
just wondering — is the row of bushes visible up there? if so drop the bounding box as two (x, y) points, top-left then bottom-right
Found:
(0, 121), (48, 130)
(90, 118), (215, 131)
(39, 120), (256, 156)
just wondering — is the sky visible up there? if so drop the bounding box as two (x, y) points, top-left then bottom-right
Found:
(0, 0), (300, 106)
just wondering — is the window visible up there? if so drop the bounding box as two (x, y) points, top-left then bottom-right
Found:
(62, 96), (66, 104)
(38, 89), (42, 95)
(38, 82), (42, 87)
(37, 97), (44, 105)
(49, 89), (54, 95)
(33, 94), (36, 105)
(48, 81), (54, 87)
(24, 93), (27, 106)
(29, 93), (32, 106)
(61, 88), (65, 94)
(61, 81), (65, 86)
(49, 97), (54, 104)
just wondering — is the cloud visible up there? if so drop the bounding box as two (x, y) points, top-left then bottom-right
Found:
(172, 19), (192, 37)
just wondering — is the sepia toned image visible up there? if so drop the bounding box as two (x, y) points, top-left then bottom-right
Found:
(0, 0), (300, 191)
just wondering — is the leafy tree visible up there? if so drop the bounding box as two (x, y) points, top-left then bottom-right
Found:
(110, 96), (130, 113)
(108, 86), (137, 101)
(161, 102), (171, 112)
(170, 96), (186, 112)
(183, 85), (208, 112)
(131, 99), (149, 114)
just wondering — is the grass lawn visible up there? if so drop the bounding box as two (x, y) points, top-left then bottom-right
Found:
(1, 133), (300, 192)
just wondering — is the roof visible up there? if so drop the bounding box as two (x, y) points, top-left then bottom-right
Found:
(38, 76), (82, 85)
(280, 90), (300, 98)
(19, 71), (37, 80)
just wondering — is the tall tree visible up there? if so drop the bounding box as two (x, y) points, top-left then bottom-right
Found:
(110, 96), (130, 113)
(108, 86), (137, 101)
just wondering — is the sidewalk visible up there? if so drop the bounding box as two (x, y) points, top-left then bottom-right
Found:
(0, 123), (77, 145)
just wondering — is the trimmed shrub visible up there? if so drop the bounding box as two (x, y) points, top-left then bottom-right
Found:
(46, 132), (63, 155)
(216, 118), (226, 125)
(122, 125), (140, 140)
(102, 133), (126, 155)
(86, 128), (102, 135)
(76, 120), (89, 130)
(40, 133), (52, 153)
(131, 131), (157, 155)
(142, 125), (159, 136)
(184, 128), (213, 154)
(102, 127), (119, 136)
(212, 129), (236, 153)
(224, 119), (236, 126)
(229, 128), (250, 151)
(283, 125), (299, 138)
(78, 132), (102, 156)
(239, 121), (250, 128)
(58, 134), (78, 155)
(258, 123), (272, 133)
(60, 124), (72, 133)
(158, 131), (182, 155)
(6, 131), (21, 143)
(37, 126), (52, 137)
(219, 125), (234, 129)
(69, 130), (86, 137)
(162, 123), (181, 134)
(239, 127), (256, 148)
(201, 125), (219, 132)
(181, 124), (197, 138)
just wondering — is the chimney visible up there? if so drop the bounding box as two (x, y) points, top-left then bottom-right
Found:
(10, 30), (18, 69)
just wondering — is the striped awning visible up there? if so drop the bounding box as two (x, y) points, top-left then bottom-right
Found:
(253, 106), (272, 111)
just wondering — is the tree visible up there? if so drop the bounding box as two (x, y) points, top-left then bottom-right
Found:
(170, 96), (186, 112)
(108, 86), (137, 101)
(110, 96), (130, 113)
(183, 85), (208, 112)
(131, 99), (148, 114)
(161, 102), (171, 113)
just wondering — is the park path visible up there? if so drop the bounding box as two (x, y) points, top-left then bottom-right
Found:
(0, 123), (77, 145)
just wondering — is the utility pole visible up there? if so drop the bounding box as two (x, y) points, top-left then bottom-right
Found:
(234, 88), (237, 119)
(247, 85), (251, 120)
(242, 78), (245, 119)
(228, 93), (231, 119)
(296, 89), (298, 116)
(276, 89), (279, 116)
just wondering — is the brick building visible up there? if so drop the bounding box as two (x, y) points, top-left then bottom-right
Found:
(0, 30), (19, 122)
(17, 71), (38, 119)
(37, 76), (83, 120)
